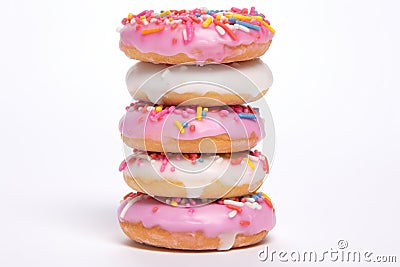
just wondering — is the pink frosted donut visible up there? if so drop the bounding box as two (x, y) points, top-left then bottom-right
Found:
(118, 192), (276, 250)
(119, 102), (265, 153)
(118, 7), (275, 64)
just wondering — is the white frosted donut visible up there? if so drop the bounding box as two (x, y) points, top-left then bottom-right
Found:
(126, 59), (273, 106)
(119, 150), (269, 199)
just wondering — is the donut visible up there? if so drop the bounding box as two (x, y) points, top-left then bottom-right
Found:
(119, 102), (265, 153)
(118, 7), (275, 64)
(119, 150), (269, 199)
(118, 192), (276, 250)
(126, 59), (273, 106)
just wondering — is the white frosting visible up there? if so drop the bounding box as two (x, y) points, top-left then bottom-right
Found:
(125, 59), (273, 104)
(124, 151), (268, 198)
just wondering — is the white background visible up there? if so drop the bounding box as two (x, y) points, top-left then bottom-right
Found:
(1, 0), (399, 266)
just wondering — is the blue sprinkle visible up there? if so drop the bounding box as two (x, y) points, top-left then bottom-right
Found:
(182, 122), (188, 128)
(195, 13), (201, 17)
(238, 113), (257, 120)
(202, 111), (206, 116)
(228, 18), (236, 23)
(235, 20), (260, 31)
(253, 107), (260, 112)
(257, 192), (262, 197)
(198, 158), (204, 163)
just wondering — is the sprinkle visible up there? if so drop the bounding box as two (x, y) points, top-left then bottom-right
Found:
(182, 29), (188, 42)
(153, 105), (164, 113)
(219, 110), (229, 117)
(170, 200), (178, 206)
(238, 113), (257, 120)
(223, 199), (244, 207)
(142, 19), (149, 26)
(226, 204), (242, 213)
(174, 120), (185, 133)
(122, 192), (135, 200)
(240, 220), (251, 226)
(230, 157), (242, 165)
(127, 13), (133, 19)
(248, 155), (260, 162)
(140, 15), (146, 20)
(189, 124), (195, 132)
(196, 106), (202, 120)
(202, 16), (213, 28)
(245, 197), (255, 203)
(141, 26), (164, 35)
(202, 110), (206, 116)
(245, 158), (255, 170)
(228, 210), (237, 218)
(118, 160), (127, 172)
(235, 24), (250, 33)
(235, 20), (260, 31)
(170, 166), (175, 172)
(215, 25), (225, 35)
(152, 206), (158, 213)
(182, 111), (189, 118)
(186, 108), (196, 114)
(264, 197), (273, 209)
(182, 122), (188, 128)
(172, 37), (178, 44)
(188, 208), (195, 213)
(160, 10), (171, 17)
(214, 19), (237, 40)
(198, 158), (204, 163)
(203, 108), (208, 112)
(252, 16), (276, 34)
(215, 157), (223, 164)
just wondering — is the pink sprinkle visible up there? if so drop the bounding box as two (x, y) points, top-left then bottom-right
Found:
(118, 160), (127, 172)
(173, 109), (182, 114)
(231, 157), (242, 165)
(160, 165), (166, 172)
(182, 111), (189, 118)
(188, 208), (195, 213)
(234, 107), (243, 113)
(185, 108), (196, 114)
(243, 108), (249, 113)
(219, 110), (229, 117)
(168, 106), (176, 112)
(233, 116), (239, 121)
(176, 154), (181, 160)
(218, 200), (224, 204)
(190, 200), (196, 206)
(136, 158), (142, 166)
(162, 158), (168, 164)
(250, 7), (256, 15)
(173, 198), (181, 203)
(185, 203), (191, 207)
(257, 198), (263, 204)
(231, 7), (241, 12)
(138, 117), (144, 123)
(170, 166), (175, 172)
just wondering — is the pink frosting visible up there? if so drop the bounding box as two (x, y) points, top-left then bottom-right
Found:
(119, 8), (274, 63)
(119, 103), (265, 141)
(118, 195), (276, 237)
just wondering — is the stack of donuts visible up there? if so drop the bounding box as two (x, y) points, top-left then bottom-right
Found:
(116, 7), (277, 250)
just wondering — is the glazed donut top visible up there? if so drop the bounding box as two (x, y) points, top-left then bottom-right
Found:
(119, 150), (269, 198)
(118, 192), (276, 250)
(125, 59), (273, 104)
(119, 101), (265, 142)
(118, 7), (275, 63)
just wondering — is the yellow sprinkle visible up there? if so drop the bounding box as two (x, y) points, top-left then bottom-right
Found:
(216, 14), (222, 20)
(246, 158), (255, 170)
(203, 108), (208, 112)
(170, 200), (178, 206)
(140, 15), (146, 20)
(155, 106), (163, 113)
(196, 106), (203, 120)
(262, 192), (271, 201)
(202, 17), (213, 28)
(174, 120), (185, 133)
(160, 10), (171, 17)
(252, 16), (276, 34)
(127, 13), (133, 19)
(234, 14), (251, 21)
(169, 17), (173, 21)
(225, 14), (232, 18)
